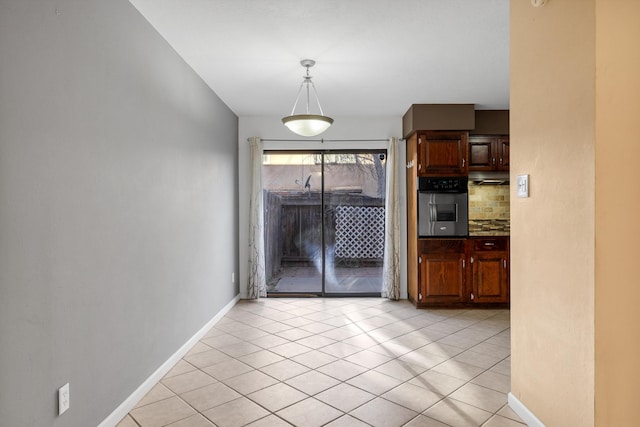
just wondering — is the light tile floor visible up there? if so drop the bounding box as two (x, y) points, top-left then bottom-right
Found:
(117, 298), (524, 427)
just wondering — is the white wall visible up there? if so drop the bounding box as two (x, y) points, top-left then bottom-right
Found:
(0, 1), (238, 426)
(238, 116), (406, 299)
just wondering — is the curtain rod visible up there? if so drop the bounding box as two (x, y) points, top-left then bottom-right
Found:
(251, 138), (394, 143)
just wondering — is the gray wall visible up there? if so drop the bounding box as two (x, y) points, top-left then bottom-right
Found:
(0, 1), (239, 426)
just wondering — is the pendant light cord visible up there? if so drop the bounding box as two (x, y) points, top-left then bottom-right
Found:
(289, 81), (306, 116)
(305, 65), (311, 114)
(288, 62), (326, 116)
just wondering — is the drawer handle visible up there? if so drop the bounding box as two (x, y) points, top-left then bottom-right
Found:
(484, 242), (495, 246)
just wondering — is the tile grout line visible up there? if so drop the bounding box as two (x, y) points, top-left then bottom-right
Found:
(121, 299), (517, 427)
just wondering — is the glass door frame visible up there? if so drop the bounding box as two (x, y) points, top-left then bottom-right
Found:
(264, 149), (386, 298)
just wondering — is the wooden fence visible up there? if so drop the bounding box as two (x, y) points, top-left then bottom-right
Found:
(264, 190), (385, 280)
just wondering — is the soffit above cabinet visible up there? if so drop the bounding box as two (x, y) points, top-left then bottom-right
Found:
(402, 104), (475, 138)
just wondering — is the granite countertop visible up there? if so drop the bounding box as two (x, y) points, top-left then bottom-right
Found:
(469, 219), (510, 236)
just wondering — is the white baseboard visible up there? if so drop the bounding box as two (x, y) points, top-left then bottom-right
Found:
(508, 392), (546, 427)
(99, 294), (240, 427)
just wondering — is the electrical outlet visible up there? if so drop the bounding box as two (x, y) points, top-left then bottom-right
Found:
(232, 272), (235, 283)
(58, 383), (70, 415)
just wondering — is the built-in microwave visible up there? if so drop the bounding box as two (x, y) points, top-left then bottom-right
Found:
(418, 177), (468, 237)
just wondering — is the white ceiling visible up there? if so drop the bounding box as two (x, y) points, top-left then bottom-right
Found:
(129, 0), (509, 118)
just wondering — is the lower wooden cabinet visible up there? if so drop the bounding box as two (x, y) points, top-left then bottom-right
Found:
(470, 238), (509, 303)
(417, 239), (466, 305)
(412, 237), (509, 307)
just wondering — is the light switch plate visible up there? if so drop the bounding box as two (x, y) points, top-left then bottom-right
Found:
(517, 174), (529, 198)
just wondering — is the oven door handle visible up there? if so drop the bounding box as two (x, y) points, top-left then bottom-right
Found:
(429, 203), (437, 222)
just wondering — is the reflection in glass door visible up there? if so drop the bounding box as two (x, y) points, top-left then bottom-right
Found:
(263, 151), (386, 296)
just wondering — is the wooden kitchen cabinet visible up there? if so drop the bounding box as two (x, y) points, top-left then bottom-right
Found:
(414, 239), (467, 306)
(406, 134), (419, 303)
(497, 137), (509, 170)
(410, 237), (510, 307)
(469, 135), (509, 171)
(417, 131), (469, 176)
(405, 132), (468, 306)
(469, 237), (509, 303)
(406, 131), (510, 308)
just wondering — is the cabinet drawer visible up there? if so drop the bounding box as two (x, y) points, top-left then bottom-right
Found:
(472, 238), (508, 252)
(420, 238), (466, 254)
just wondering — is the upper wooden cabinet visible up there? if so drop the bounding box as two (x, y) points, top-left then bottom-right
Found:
(417, 131), (469, 176)
(497, 137), (509, 170)
(469, 135), (509, 172)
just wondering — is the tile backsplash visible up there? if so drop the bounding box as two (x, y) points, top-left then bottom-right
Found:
(468, 183), (510, 220)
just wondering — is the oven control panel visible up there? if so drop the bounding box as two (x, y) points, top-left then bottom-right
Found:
(418, 177), (468, 193)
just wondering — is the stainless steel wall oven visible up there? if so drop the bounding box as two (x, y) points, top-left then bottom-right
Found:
(418, 177), (468, 237)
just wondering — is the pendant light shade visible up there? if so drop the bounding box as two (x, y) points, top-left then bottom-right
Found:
(282, 114), (333, 137)
(282, 60), (333, 137)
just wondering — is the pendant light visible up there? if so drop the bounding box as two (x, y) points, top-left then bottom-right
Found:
(282, 59), (334, 137)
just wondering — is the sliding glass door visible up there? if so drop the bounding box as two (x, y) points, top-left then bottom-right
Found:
(263, 150), (386, 296)
(263, 152), (323, 294)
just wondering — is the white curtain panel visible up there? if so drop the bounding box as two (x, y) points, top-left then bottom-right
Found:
(248, 137), (267, 298)
(382, 137), (401, 300)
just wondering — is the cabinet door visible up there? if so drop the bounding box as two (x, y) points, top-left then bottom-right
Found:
(471, 252), (508, 303)
(417, 131), (468, 176)
(497, 137), (509, 171)
(469, 136), (496, 171)
(418, 252), (466, 304)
